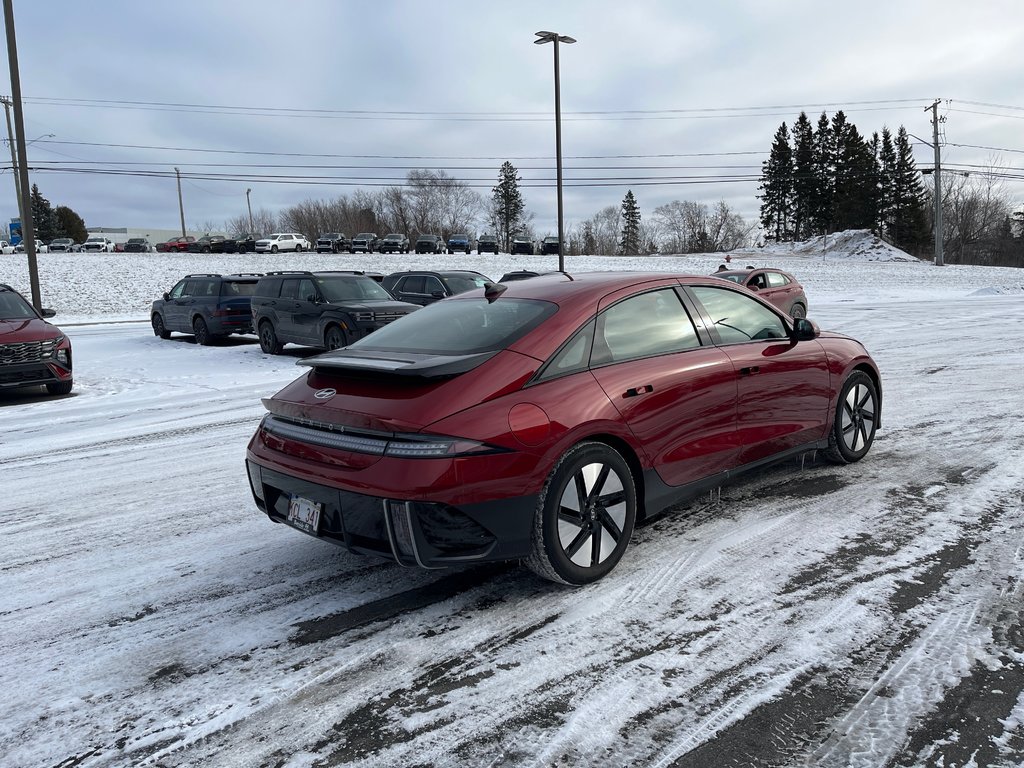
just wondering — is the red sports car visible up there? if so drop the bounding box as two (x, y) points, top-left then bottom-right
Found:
(713, 266), (808, 318)
(246, 272), (880, 584)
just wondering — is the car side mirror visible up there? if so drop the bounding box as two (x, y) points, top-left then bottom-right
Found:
(163, 292), (170, 301)
(431, 291), (446, 299)
(792, 318), (819, 341)
(41, 308), (56, 318)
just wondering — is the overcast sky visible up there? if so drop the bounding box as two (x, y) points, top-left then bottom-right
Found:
(3, 0), (1023, 237)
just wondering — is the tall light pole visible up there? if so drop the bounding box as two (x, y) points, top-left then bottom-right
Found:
(174, 167), (186, 237)
(246, 187), (253, 232)
(534, 30), (575, 272)
(925, 100), (944, 267)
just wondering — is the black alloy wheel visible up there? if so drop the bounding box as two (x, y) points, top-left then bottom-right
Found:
(824, 371), (878, 464)
(324, 326), (347, 351)
(258, 321), (283, 354)
(152, 313), (171, 339)
(193, 316), (212, 346)
(526, 441), (637, 585)
(46, 380), (73, 395)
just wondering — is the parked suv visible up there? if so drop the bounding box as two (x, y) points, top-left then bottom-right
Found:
(350, 233), (379, 254)
(378, 233), (410, 253)
(157, 236), (196, 253)
(477, 234), (499, 254)
(255, 233), (311, 253)
(540, 236), (560, 255)
(0, 283), (73, 395)
(123, 238), (152, 253)
(415, 234), (445, 254)
(447, 233), (472, 254)
(315, 233), (351, 254)
(382, 270), (491, 306)
(188, 235), (228, 253)
(251, 271), (420, 354)
(712, 266), (809, 318)
(511, 238), (534, 255)
(223, 233), (260, 254)
(82, 236), (115, 253)
(151, 273), (263, 345)
(48, 238), (77, 253)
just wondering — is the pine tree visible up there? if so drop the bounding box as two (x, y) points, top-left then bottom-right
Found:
(620, 190), (642, 255)
(877, 128), (897, 239)
(891, 127), (931, 253)
(582, 221), (596, 255)
(790, 112), (816, 240)
(810, 112), (834, 234)
(490, 161), (526, 253)
(54, 205), (88, 243)
(29, 184), (59, 242)
(758, 123), (793, 241)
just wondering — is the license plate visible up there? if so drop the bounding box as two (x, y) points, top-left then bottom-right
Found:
(287, 495), (322, 535)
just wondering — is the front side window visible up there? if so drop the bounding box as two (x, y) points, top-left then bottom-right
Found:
(318, 276), (392, 302)
(592, 288), (701, 365)
(423, 276), (446, 295)
(398, 276), (425, 295)
(169, 280), (187, 299)
(766, 271), (789, 288)
(691, 286), (787, 344)
(279, 279), (299, 300)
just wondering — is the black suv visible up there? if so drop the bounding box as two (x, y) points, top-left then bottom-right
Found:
(477, 234), (499, 254)
(378, 233), (410, 253)
(124, 238), (152, 253)
(350, 233), (379, 253)
(187, 235), (228, 254)
(0, 283), (73, 395)
(511, 238), (534, 255)
(151, 273), (263, 345)
(415, 234), (445, 254)
(251, 271), (419, 354)
(540, 236), (560, 255)
(316, 233), (351, 254)
(224, 233), (260, 254)
(382, 270), (491, 306)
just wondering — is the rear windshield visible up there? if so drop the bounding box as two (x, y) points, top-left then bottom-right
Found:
(0, 290), (36, 320)
(349, 298), (556, 355)
(443, 275), (489, 295)
(222, 281), (258, 297)
(317, 276), (392, 302)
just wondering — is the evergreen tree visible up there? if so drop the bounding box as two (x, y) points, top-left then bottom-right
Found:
(890, 127), (931, 252)
(758, 122), (793, 241)
(54, 205), (88, 243)
(831, 114), (878, 232)
(582, 221), (596, 255)
(877, 128), (897, 239)
(29, 184), (59, 242)
(790, 112), (816, 240)
(490, 161), (526, 253)
(619, 190), (641, 255)
(810, 112), (834, 234)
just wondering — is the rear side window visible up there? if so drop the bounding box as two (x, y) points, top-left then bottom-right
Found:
(222, 281), (258, 297)
(766, 272), (789, 288)
(256, 278), (282, 298)
(398, 276), (426, 294)
(537, 320), (595, 382)
(592, 288), (701, 365)
(279, 280), (299, 300)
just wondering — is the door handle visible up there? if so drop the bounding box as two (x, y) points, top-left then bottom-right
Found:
(623, 384), (654, 398)
(740, 366), (761, 376)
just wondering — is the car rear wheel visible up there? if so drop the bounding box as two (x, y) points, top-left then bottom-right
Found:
(271, 245), (279, 253)
(258, 321), (283, 354)
(790, 303), (807, 319)
(46, 380), (73, 395)
(295, 244), (303, 252)
(152, 313), (171, 339)
(824, 371), (878, 464)
(193, 317), (213, 346)
(324, 325), (347, 350)
(526, 441), (637, 585)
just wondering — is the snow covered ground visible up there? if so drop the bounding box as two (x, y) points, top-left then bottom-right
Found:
(1, 238), (1023, 767)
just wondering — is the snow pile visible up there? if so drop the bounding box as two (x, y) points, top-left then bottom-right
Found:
(757, 230), (920, 262)
(969, 284), (1024, 296)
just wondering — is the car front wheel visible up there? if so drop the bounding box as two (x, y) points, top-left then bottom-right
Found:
(271, 245), (278, 254)
(324, 325), (347, 350)
(258, 321), (283, 354)
(824, 371), (878, 464)
(790, 303), (807, 319)
(46, 380), (73, 395)
(525, 441), (637, 585)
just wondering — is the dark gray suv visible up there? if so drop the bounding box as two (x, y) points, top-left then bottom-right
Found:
(151, 273), (263, 345)
(250, 271), (419, 354)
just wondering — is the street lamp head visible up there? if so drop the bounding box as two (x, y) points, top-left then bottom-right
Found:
(534, 31), (576, 45)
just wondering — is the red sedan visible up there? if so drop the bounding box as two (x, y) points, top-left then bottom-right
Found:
(246, 272), (880, 584)
(713, 266), (808, 318)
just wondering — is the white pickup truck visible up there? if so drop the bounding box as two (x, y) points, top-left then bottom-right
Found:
(0, 240), (14, 254)
(82, 236), (116, 253)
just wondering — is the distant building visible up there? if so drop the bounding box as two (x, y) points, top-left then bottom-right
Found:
(87, 226), (203, 246)
(1011, 205), (1024, 238)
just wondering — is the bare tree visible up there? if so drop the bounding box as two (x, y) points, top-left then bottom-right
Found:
(224, 207), (277, 237)
(653, 199), (751, 253)
(933, 165), (1011, 264)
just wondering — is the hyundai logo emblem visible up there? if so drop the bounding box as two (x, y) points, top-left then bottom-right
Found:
(314, 388), (336, 399)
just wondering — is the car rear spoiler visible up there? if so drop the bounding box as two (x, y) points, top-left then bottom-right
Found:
(297, 349), (499, 379)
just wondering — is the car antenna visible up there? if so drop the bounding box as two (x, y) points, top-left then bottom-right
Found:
(558, 271), (574, 281)
(483, 282), (507, 303)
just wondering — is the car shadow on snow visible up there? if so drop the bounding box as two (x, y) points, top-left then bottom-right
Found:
(0, 386), (77, 406)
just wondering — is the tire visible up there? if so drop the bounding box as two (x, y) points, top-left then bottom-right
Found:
(152, 313), (171, 339)
(324, 325), (347, 351)
(790, 303), (807, 319)
(295, 244), (303, 252)
(193, 316), (212, 346)
(525, 441), (637, 585)
(46, 380), (73, 395)
(824, 371), (878, 464)
(258, 321), (283, 354)
(271, 245), (279, 254)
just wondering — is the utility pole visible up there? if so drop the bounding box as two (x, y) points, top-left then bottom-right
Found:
(3, 0), (41, 308)
(1, 96), (25, 234)
(175, 167), (186, 237)
(246, 187), (253, 231)
(926, 100), (944, 267)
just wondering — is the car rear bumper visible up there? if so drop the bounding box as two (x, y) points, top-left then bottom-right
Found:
(246, 459), (538, 568)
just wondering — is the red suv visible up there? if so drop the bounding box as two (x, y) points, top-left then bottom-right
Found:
(246, 272), (880, 584)
(0, 284), (73, 395)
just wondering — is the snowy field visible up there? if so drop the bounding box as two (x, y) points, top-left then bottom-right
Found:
(1, 238), (1023, 767)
